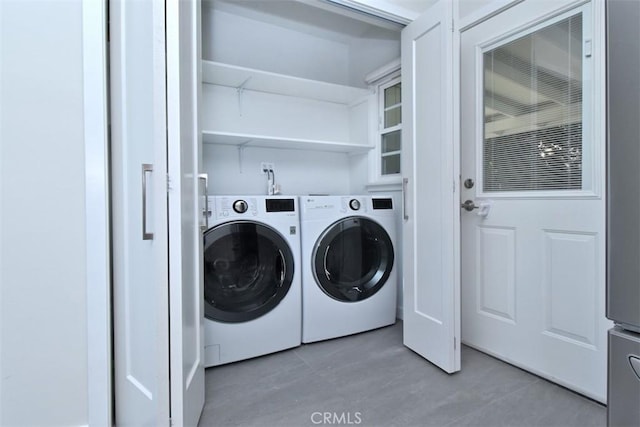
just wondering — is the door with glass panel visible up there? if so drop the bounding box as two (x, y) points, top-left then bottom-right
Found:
(460, 0), (609, 401)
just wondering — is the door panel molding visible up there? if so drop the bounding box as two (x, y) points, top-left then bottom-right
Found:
(542, 230), (598, 348)
(111, 0), (171, 424)
(402, 0), (460, 374)
(476, 226), (516, 324)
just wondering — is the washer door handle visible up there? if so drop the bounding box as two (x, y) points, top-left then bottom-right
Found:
(275, 249), (286, 287)
(323, 245), (332, 281)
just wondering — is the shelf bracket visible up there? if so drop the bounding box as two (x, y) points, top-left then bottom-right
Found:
(236, 77), (252, 117)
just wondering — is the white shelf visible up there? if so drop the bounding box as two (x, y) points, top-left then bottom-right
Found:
(202, 60), (370, 105)
(202, 131), (373, 154)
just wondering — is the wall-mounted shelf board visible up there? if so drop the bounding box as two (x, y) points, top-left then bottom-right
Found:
(202, 131), (373, 154)
(202, 60), (371, 105)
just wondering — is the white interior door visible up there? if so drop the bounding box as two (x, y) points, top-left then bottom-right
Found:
(112, 0), (205, 425)
(166, 0), (205, 425)
(401, 0), (461, 374)
(460, 0), (609, 402)
(111, 0), (171, 424)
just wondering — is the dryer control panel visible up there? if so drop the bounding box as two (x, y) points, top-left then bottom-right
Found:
(266, 198), (295, 212)
(301, 195), (396, 220)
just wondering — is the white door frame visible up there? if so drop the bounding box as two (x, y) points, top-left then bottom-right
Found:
(83, 1), (112, 426)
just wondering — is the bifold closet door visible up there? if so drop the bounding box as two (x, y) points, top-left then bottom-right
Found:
(111, 0), (205, 425)
(401, 0), (461, 374)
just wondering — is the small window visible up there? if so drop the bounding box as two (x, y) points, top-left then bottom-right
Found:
(380, 79), (402, 177)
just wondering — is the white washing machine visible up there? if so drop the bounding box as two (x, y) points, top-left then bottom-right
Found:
(203, 195), (301, 367)
(300, 195), (397, 343)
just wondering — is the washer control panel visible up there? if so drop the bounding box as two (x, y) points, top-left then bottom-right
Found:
(233, 199), (248, 214)
(216, 197), (258, 218)
(349, 199), (361, 211)
(213, 196), (297, 219)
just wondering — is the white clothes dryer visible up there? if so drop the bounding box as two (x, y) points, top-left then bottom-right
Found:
(203, 195), (301, 367)
(300, 195), (397, 343)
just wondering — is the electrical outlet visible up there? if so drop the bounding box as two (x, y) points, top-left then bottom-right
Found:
(260, 162), (274, 173)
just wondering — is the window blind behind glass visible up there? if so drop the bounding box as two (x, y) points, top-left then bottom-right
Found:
(483, 14), (583, 192)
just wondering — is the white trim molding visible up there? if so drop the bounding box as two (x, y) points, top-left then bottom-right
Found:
(365, 58), (401, 84)
(366, 59), (403, 187)
(82, 1), (112, 426)
(459, 0), (525, 31)
(326, 0), (417, 24)
(366, 182), (402, 192)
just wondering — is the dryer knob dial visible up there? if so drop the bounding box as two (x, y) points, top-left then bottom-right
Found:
(349, 199), (361, 211)
(233, 200), (248, 214)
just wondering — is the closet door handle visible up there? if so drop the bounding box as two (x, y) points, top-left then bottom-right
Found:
(142, 164), (154, 240)
(199, 173), (209, 231)
(402, 177), (409, 221)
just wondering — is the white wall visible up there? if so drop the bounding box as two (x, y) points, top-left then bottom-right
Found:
(348, 154), (370, 194)
(203, 144), (354, 196)
(0, 1), (89, 425)
(348, 35), (400, 87)
(388, 0), (437, 15)
(201, 84), (352, 142)
(340, 0), (436, 21)
(458, 0), (497, 21)
(202, 7), (351, 85)
(202, 2), (402, 89)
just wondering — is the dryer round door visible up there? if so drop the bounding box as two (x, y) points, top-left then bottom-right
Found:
(203, 221), (295, 323)
(312, 216), (394, 302)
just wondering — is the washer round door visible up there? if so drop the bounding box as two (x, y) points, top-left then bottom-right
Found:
(313, 217), (394, 302)
(203, 221), (294, 323)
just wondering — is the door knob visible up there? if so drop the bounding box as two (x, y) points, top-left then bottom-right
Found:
(461, 200), (479, 212)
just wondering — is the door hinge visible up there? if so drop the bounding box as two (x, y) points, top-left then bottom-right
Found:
(454, 337), (457, 350)
(167, 174), (172, 192)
